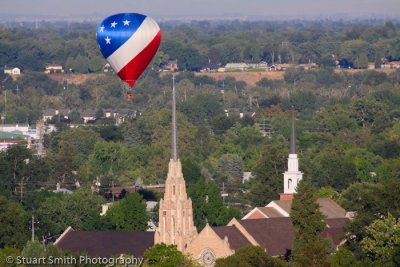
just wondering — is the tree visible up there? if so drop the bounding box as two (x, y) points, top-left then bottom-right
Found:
(105, 193), (149, 231)
(248, 138), (287, 206)
(215, 154), (243, 185)
(182, 159), (202, 185)
(87, 141), (130, 177)
(0, 196), (28, 248)
(361, 213), (400, 263)
(0, 144), (32, 196)
(331, 247), (362, 267)
(178, 94), (223, 125)
(340, 40), (369, 69)
(311, 144), (357, 190)
(340, 179), (400, 259)
(36, 188), (104, 240)
(291, 181), (331, 267)
(22, 240), (46, 259)
(188, 178), (240, 231)
(143, 243), (200, 267)
(215, 246), (287, 267)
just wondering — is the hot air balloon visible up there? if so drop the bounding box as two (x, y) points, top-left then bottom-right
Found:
(96, 13), (161, 98)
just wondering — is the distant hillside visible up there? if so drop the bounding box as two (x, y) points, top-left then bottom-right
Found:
(195, 72), (284, 86)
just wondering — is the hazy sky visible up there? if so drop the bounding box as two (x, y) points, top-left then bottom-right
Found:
(1, 0), (399, 19)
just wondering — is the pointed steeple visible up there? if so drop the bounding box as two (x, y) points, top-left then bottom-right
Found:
(281, 109), (303, 201)
(172, 75), (178, 161)
(155, 75), (197, 251)
(290, 109), (296, 154)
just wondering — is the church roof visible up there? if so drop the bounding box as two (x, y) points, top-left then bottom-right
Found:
(270, 200), (292, 214)
(239, 218), (293, 256)
(317, 198), (347, 219)
(235, 217), (348, 256)
(258, 207), (286, 218)
(212, 225), (251, 250)
(55, 228), (154, 257)
(269, 198), (347, 219)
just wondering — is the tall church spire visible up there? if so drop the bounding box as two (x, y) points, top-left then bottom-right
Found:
(290, 109), (296, 154)
(172, 75), (178, 161)
(155, 76), (197, 251)
(281, 109), (303, 201)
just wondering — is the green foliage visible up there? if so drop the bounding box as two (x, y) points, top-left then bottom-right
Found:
(105, 193), (149, 231)
(22, 240), (46, 259)
(361, 213), (400, 262)
(215, 246), (287, 267)
(0, 247), (22, 267)
(248, 138), (287, 206)
(340, 180), (400, 260)
(143, 243), (200, 267)
(318, 187), (337, 199)
(331, 246), (363, 267)
(0, 196), (29, 248)
(189, 177), (241, 231)
(340, 40), (369, 69)
(182, 159), (202, 185)
(36, 188), (104, 239)
(178, 94), (223, 125)
(87, 141), (130, 177)
(291, 181), (331, 267)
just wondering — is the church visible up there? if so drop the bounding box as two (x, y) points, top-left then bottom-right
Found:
(56, 79), (350, 266)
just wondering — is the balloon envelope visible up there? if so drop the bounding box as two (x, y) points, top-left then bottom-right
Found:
(96, 13), (161, 87)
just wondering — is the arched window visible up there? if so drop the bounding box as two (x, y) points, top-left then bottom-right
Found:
(173, 185), (175, 195)
(288, 179), (292, 189)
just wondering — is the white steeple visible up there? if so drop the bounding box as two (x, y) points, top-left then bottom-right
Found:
(283, 110), (303, 197)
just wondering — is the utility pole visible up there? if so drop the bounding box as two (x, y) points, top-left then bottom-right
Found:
(111, 181), (115, 201)
(2, 90), (6, 126)
(20, 178), (24, 203)
(31, 215), (35, 241)
(221, 182), (228, 205)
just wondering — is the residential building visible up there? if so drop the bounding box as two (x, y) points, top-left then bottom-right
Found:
(225, 63), (249, 71)
(80, 110), (97, 124)
(4, 67), (21, 76)
(44, 65), (64, 74)
(165, 59), (178, 72)
(0, 132), (28, 151)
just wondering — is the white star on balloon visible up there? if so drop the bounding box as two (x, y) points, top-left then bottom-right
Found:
(123, 20), (131, 26)
(100, 25), (105, 32)
(111, 21), (117, 28)
(105, 37), (111, 44)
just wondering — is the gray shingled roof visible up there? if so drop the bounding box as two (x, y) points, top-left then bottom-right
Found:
(56, 229), (154, 257)
(212, 225), (251, 250)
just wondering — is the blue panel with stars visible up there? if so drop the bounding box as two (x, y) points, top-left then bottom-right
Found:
(96, 13), (146, 59)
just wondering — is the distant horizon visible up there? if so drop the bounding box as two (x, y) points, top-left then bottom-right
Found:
(0, 0), (399, 22)
(0, 12), (398, 24)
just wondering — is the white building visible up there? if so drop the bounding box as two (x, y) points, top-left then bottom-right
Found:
(0, 124), (30, 135)
(4, 67), (21, 76)
(225, 63), (249, 71)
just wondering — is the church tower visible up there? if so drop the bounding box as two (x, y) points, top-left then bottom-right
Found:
(155, 76), (197, 251)
(280, 110), (303, 201)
